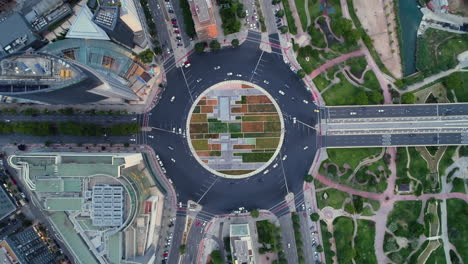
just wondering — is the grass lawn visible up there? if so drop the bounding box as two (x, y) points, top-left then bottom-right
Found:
(313, 73), (331, 91)
(294, 0), (308, 31)
(362, 70), (380, 91)
(256, 138), (280, 149)
(282, 0), (298, 34)
(263, 121), (281, 132)
(407, 147), (429, 182)
(326, 148), (381, 168)
(192, 139), (208, 150)
(309, 26), (327, 48)
(355, 220), (378, 264)
(209, 122), (228, 133)
(333, 216), (354, 264)
(235, 152), (274, 162)
(447, 198), (468, 263)
(322, 73), (362, 105)
(449, 72), (468, 102)
(451, 178), (466, 193)
(316, 188), (349, 209)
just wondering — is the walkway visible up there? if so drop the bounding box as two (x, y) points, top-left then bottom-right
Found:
(286, 0), (304, 35)
(400, 67), (459, 93)
(308, 49), (364, 79)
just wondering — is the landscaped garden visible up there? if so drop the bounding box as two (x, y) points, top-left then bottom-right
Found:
(318, 148), (389, 193)
(447, 198), (468, 263)
(384, 200), (425, 262)
(188, 82), (283, 176)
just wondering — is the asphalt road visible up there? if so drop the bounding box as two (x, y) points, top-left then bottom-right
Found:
(147, 32), (319, 215)
(279, 214), (298, 263)
(0, 114), (138, 124)
(324, 103), (468, 119)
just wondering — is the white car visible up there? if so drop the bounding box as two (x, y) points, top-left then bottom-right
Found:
(282, 155), (288, 161)
(227, 72), (233, 76)
(184, 63), (191, 68)
(172, 128), (176, 133)
(148, 135), (154, 138)
(171, 158), (176, 163)
(156, 155), (160, 160)
(132, 117), (137, 121)
(303, 100), (309, 104)
(304, 146), (309, 150)
(273, 163), (278, 168)
(263, 80), (269, 84)
(278, 90), (285, 95)
(196, 78), (202, 83)
(293, 117), (296, 124)
(350, 112), (357, 115)
(214, 66), (221, 70)
(378, 109), (384, 113)
(130, 138), (136, 142)
(178, 128), (182, 134)
(236, 74), (242, 77)
(168, 146), (174, 150)
(170, 96), (175, 102)
(263, 169), (269, 174)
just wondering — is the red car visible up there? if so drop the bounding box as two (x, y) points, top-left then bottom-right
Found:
(163, 253), (168, 257)
(171, 21), (177, 24)
(184, 60), (190, 65)
(195, 221), (201, 226)
(174, 30), (180, 34)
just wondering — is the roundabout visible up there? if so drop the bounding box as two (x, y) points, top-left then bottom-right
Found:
(148, 32), (320, 216)
(186, 80), (284, 178)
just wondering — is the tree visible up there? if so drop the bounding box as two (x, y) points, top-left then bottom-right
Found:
(44, 141), (52, 147)
(137, 49), (154, 64)
(210, 40), (221, 51)
(279, 25), (288, 34)
(250, 209), (260, 218)
(210, 250), (223, 264)
(195, 42), (206, 53)
(179, 244), (186, 254)
(297, 69), (306, 79)
(272, 0), (281, 4)
(355, 91), (369, 105)
(275, 10), (284, 17)
(310, 213), (320, 221)
(401, 92), (416, 104)
(231, 38), (239, 47)
(304, 174), (313, 182)
(316, 244), (324, 252)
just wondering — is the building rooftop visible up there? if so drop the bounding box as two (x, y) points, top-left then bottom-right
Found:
(6, 226), (55, 264)
(66, 5), (110, 40)
(0, 184), (16, 222)
(45, 197), (84, 211)
(49, 212), (99, 264)
(189, 0), (218, 40)
(194, 0), (211, 22)
(0, 13), (39, 56)
(93, 5), (119, 30)
(230, 223), (250, 237)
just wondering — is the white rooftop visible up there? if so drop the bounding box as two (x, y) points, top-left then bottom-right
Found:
(66, 5), (110, 40)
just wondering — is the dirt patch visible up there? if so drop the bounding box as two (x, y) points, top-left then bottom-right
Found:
(246, 95), (272, 104)
(233, 145), (255, 149)
(448, 0), (468, 16)
(353, 0), (402, 78)
(242, 122), (264, 132)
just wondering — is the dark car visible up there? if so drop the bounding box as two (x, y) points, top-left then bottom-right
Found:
(176, 36), (181, 40)
(168, 8), (174, 13)
(171, 18), (177, 22)
(172, 24), (178, 28)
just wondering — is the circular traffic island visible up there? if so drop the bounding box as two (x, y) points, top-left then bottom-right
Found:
(187, 80), (284, 178)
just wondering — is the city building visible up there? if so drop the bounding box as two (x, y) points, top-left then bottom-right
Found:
(0, 13), (45, 57)
(0, 0), (15, 13)
(0, 184), (16, 222)
(41, 38), (154, 103)
(106, 0), (147, 47)
(0, 51), (140, 104)
(8, 152), (165, 264)
(230, 223), (255, 264)
(4, 226), (55, 264)
(24, 0), (73, 33)
(188, 0), (218, 40)
(92, 5), (135, 48)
